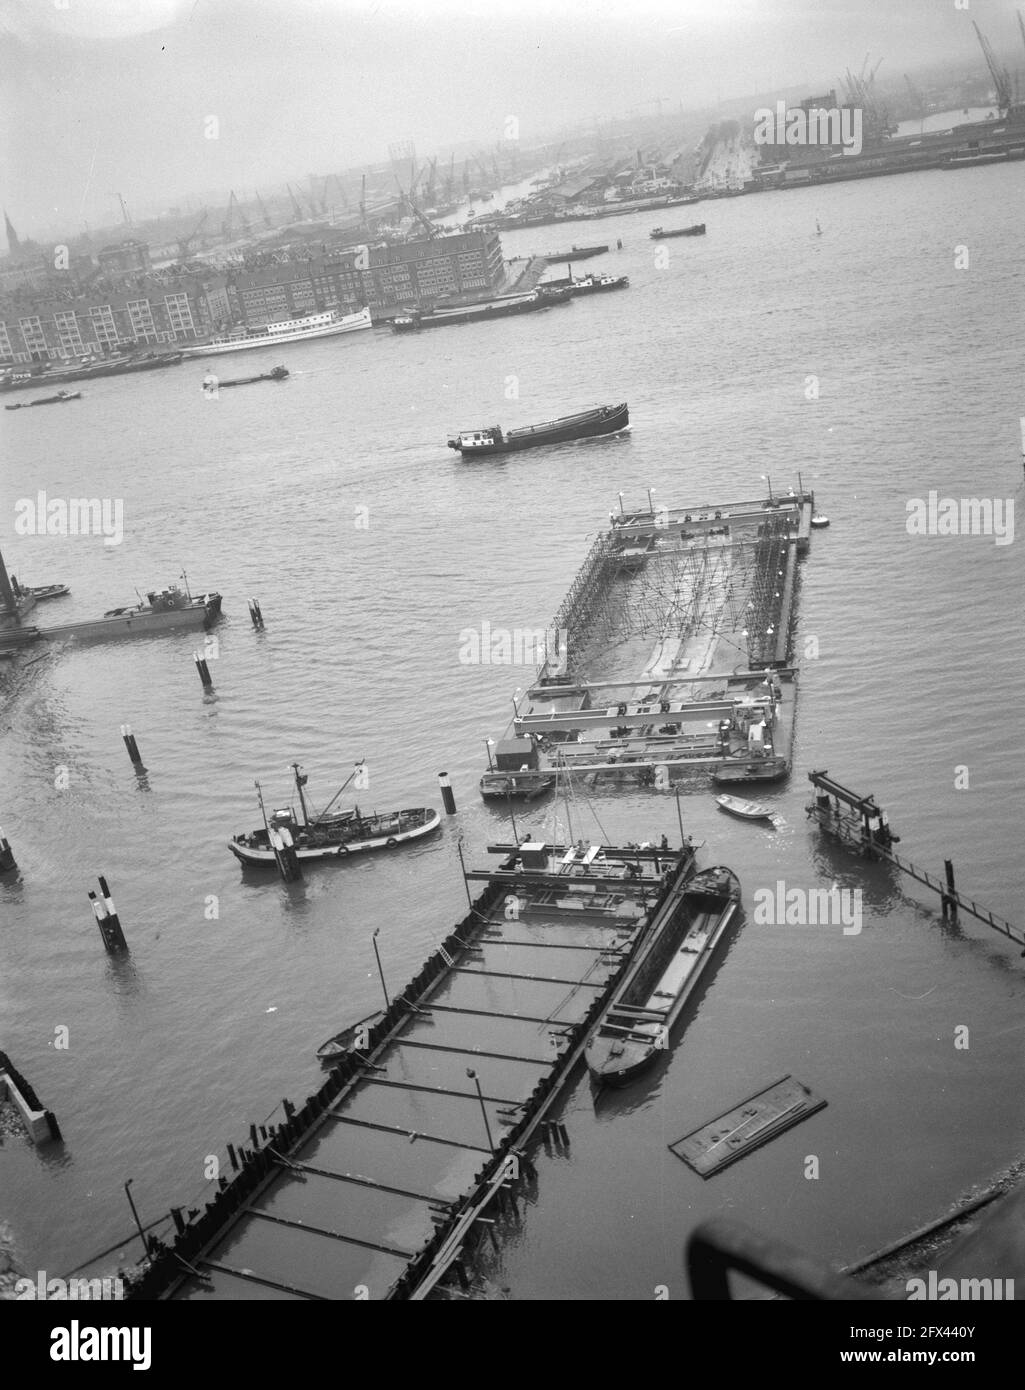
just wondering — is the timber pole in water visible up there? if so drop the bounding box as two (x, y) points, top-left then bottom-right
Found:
(0, 827), (16, 873)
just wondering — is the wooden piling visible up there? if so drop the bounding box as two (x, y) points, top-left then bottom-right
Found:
(120, 724), (145, 769)
(194, 653), (214, 689)
(0, 827), (16, 873)
(943, 859), (958, 921)
(438, 771), (456, 815)
(88, 877), (128, 953)
(248, 598), (264, 630)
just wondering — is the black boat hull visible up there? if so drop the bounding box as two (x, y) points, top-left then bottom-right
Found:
(450, 403), (629, 455)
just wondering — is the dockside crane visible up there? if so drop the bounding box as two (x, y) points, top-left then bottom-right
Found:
(175, 207), (208, 261)
(972, 20), (1014, 115)
(254, 190), (273, 230)
(285, 183), (305, 222)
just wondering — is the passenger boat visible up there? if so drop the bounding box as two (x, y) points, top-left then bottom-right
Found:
(317, 1010), (386, 1063)
(228, 762), (441, 866)
(649, 223), (706, 239)
(448, 402), (629, 456)
(715, 793), (773, 822)
(392, 288), (570, 332)
(5, 390), (81, 410)
(543, 244), (609, 262)
(184, 307), (372, 357)
(585, 866), (741, 1086)
(203, 365), (288, 389)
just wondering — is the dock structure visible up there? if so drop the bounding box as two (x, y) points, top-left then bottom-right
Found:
(807, 771), (1025, 952)
(482, 488), (816, 795)
(126, 841), (696, 1301)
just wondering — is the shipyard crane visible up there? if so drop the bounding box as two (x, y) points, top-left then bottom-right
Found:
(972, 20), (1013, 114)
(175, 207), (208, 261)
(285, 183), (305, 222)
(254, 190), (272, 230)
(222, 190), (250, 239)
(904, 73), (927, 130)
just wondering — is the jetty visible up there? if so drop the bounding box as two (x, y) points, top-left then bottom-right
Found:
(483, 487), (817, 792)
(126, 840), (696, 1300)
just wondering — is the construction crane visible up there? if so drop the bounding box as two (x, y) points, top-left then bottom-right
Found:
(972, 20), (1013, 115)
(176, 208), (208, 261)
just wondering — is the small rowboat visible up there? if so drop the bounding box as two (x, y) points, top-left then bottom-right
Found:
(316, 1010), (386, 1063)
(26, 583), (70, 601)
(716, 793), (774, 822)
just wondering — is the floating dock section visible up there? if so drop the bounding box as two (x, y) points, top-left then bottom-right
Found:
(482, 489), (817, 791)
(128, 842), (695, 1301)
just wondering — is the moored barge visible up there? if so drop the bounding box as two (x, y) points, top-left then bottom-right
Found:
(649, 223), (706, 239)
(392, 287), (570, 332)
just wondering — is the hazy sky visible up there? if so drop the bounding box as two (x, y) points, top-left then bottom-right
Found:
(2, 0), (1023, 236)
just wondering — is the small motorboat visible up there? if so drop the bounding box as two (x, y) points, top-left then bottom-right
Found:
(716, 793), (774, 822)
(586, 866), (741, 1086)
(5, 390), (82, 410)
(316, 1010), (386, 1063)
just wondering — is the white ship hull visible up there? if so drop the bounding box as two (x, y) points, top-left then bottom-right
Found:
(184, 308), (373, 358)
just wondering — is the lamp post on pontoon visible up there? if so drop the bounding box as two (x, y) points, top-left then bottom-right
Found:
(647, 487), (656, 516)
(760, 473), (773, 501)
(511, 687), (522, 719)
(484, 737), (495, 772)
(617, 491), (625, 517)
(371, 928), (390, 1009)
(466, 1068), (495, 1153)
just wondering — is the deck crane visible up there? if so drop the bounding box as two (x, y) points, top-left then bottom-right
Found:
(972, 20), (1014, 115)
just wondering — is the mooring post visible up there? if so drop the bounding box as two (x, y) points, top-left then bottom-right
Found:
(0, 827), (16, 873)
(120, 724), (145, 770)
(248, 598), (264, 630)
(89, 877), (128, 953)
(943, 860), (958, 922)
(193, 652), (214, 689)
(438, 771), (457, 815)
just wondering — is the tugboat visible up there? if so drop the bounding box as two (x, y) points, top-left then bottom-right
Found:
(37, 579), (221, 642)
(228, 762), (441, 867)
(586, 866), (741, 1086)
(448, 402), (629, 456)
(649, 223), (706, 239)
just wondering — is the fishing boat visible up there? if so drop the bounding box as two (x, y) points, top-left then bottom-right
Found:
(392, 288), (570, 332)
(316, 1010), (386, 1063)
(448, 402), (629, 456)
(586, 866), (741, 1086)
(716, 793), (773, 822)
(5, 390), (81, 410)
(184, 307), (372, 358)
(203, 365), (288, 389)
(649, 223), (706, 239)
(543, 244), (609, 262)
(228, 762), (441, 866)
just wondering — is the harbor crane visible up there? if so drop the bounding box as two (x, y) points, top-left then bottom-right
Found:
(175, 208), (208, 261)
(972, 19), (1015, 115)
(222, 190), (250, 239)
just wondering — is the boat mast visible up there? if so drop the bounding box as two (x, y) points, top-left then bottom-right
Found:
(291, 762), (311, 828)
(254, 780), (271, 834)
(180, 568), (192, 599)
(308, 759), (365, 828)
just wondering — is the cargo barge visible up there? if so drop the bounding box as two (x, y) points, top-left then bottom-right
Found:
(448, 402), (628, 456)
(392, 287), (570, 332)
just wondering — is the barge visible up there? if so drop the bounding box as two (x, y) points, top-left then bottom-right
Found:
(586, 865), (741, 1085)
(542, 244), (609, 262)
(448, 402), (629, 455)
(0, 583), (223, 649)
(0, 351), (183, 392)
(392, 288), (570, 332)
(5, 390), (81, 410)
(649, 223), (706, 239)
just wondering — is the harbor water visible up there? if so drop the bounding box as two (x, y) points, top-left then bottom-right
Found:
(2, 161), (1024, 1297)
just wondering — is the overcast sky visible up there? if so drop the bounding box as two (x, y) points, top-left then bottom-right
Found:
(2, 0), (1023, 236)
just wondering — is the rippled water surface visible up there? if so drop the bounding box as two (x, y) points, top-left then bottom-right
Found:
(2, 163), (1024, 1296)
